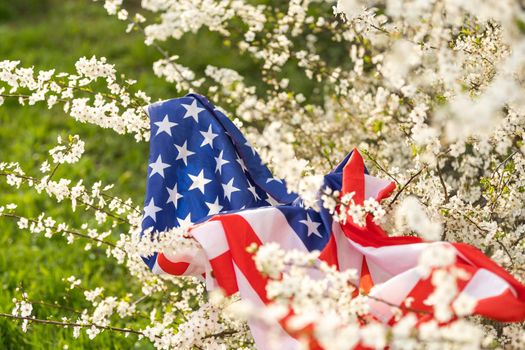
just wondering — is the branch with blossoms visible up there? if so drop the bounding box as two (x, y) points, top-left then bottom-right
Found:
(0, 57), (151, 141)
(5, 296), (242, 345)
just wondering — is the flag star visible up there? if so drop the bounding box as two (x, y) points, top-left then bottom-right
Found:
(299, 213), (322, 238)
(222, 178), (240, 201)
(206, 197), (223, 215)
(143, 198), (162, 222)
(245, 140), (257, 155)
(166, 184), (183, 208)
(154, 115), (177, 136)
(181, 99), (205, 122)
(177, 213), (193, 229)
(200, 125), (218, 148)
(236, 156), (248, 172)
(175, 141), (195, 166)
(266, 176), (283, 184)
(188, 169), (212, 194)
(215, 150), (230, 174)
(247, 182), (261, 200)
(265, 194), (280, 206)
(149, 155), (171, 178)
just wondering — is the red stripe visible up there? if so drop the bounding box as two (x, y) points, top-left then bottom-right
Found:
(319, 234), (339, 269)
(342, 222), (423, 248)
(376, 180), (396, 202)
(474, 289), (525, 322)
(156, 254), (190, 275)
(209, 250), (239, 296)
(386, 262), (524, 324)
(359, 258), (374, 294)
(213, 214), (270, 303)
(342, 148), (365, 204)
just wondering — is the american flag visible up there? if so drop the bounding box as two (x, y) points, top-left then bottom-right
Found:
(141, 93), (299, 270)
(142, 94), (525, 349)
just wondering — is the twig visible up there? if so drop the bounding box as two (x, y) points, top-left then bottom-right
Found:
(101, 193), (142, 214)
(0, 172), (129, 224)
(389, 166), (427, 206)
(48, 142), (74, 181)
(203, 329), (238, 339)
(0, 212), (117, 248)
(0, 312), (147, 337)
(129, 19), (194, 90)
(462, 214), (514, 267)
(491, 150), (518, 179)
(0, 93), (30, 99)
(436, 160), (449, 204)
(28, 300), (83, 315)
(362, 150), (400, 185)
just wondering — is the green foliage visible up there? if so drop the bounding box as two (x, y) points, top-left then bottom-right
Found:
(0, 0), (50, 22)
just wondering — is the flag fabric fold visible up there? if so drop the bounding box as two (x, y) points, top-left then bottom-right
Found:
(141, 94), (525, 349)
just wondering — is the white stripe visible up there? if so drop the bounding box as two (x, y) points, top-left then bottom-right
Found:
(191, 220), (229, 259)
(364, 174), (392, 199)
(348, 241), (453, 281)
(366, 257), (395, 285)
(237, 207), (309, 252)
(333, 223), (362, 284)
(460, 268), (516, 299)
(161, 248), (207, 275)
(232, 262), (301, 350)
(368, 267), (422, 322)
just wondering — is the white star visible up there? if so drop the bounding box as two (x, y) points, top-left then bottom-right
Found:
(200, 125), (218, 148)
(154, 115), (177, 136)
(265, 195), (280, 206)
(247, 182), (261, 200)
(181, 99), (205, 122)
(206, 197), (223, 215)
(222, 178), (240, 201)
(149, 155), (171, 178)
(299, 213), (322, 238)
(174, 141), (195, 166)
(177, 213), (193, 229)
(215, 150), (230, 174)
(266, 176), (283, 184)
(188, 169), (212, 194)
(245, 140), (256, 155)
(143, 198), (162, 222)
(236, 156), (248, 172)
(166, 184), (183, 208)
